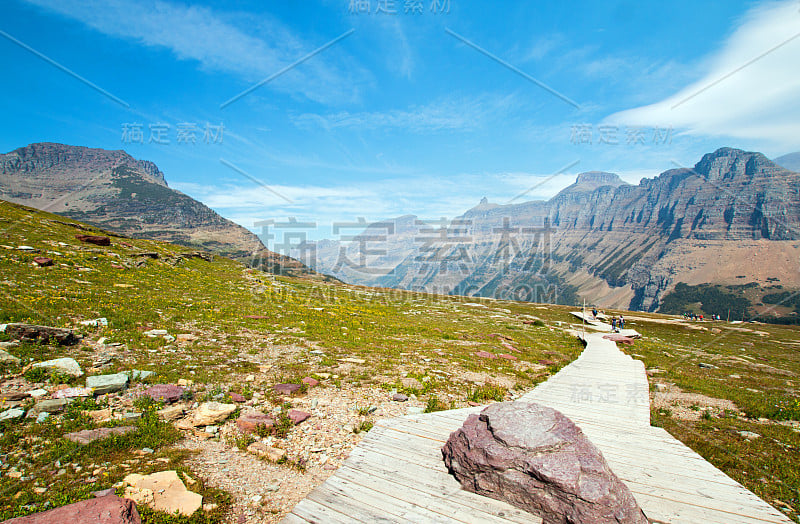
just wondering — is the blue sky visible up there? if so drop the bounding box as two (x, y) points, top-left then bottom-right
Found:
(1, 0), (799, 240)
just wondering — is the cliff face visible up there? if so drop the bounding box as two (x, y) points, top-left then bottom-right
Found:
(306, 148), (800, 311)
(0, 143), (262, 260)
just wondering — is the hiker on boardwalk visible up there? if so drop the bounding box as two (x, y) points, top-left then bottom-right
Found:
(619, 315), (625, 330)
(611, 316), (617, 332)
(592, 307), (598, 319)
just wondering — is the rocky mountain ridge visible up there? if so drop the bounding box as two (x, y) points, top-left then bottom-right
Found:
(0, 143), (316, 276)
(303, 147), (800, 312)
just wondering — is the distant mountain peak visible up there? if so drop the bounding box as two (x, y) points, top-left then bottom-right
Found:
(4, 142), (167, 186)
(773, 151), (800, 172)
(693, 147), (783, 181)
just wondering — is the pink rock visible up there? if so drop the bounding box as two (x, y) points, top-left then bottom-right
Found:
(75, 234), (111, 246)
(442, 402), (647, 524)
(33, 257), (54, 267)
(229, 393), (246, 402)
(141, 384), (185, 404)
(498, 353), (518, 361)
(244, 315), (269, 319)
(2, 495), (140, 523)
(273, 383), (301, 395)
(111, 264), (124, 270)
(475, 351), (496, 359)
(65, 426), (136, 445)
(288, 410), (311, 425)
(52, 387), (92, 399)
(537, 359), (556, 366)
(501, 342), (520, 353)
(603, 334), (634, 345)
(236, 412), (274, 434)
(301, 377), (319, 387)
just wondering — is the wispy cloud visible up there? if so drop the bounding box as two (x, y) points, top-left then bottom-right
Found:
(291, 94), (517, 133)
(607, 0), (800, 148)
(24, 0), (365, 104)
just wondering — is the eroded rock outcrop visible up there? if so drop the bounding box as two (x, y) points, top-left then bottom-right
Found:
(442, 402), (647, 524)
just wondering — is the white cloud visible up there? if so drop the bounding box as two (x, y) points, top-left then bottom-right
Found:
(291, 94), (517, 132)
(24, 0), (364, 104)
(607, 0), (800, 148)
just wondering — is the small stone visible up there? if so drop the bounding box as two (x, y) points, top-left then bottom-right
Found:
(6, 324), (79, 346)
(127, 370), (155, 381)
(36, 412), (49, 423)
(3, 495), (140, 523)
(698, 362), (718, 369)
(180, 402), (235, 427)
(273, 383), (301, 395)
(91, 487), (116, 498)
(738, 431), (761, 439)
(75, 234), (111, 246)
(33, 257), (54, 267)
(176, 334), (197, 342)
(123, 470), (202, 516)
(229, 393), (246, 402)
(301, 377), (319, 387)
(141, 447), (154, 454)
(52, 387), (92, 399)
(246, 442), (286, 462)
(27, 388), (48, 398)
(28, 398), (67, 417)
(64, 426), (136, 445)
(142, 384), (185, 404)
(498, 353), (518, 360)
(236, 412), (274, 434)
(475, 351), (496, 359)
(32, 357), (83, 376)
(86, 372), (129, 395)
(288, 410), (311, 425)
(142, 329), (168, 337)
(0, 408), (25, 422)
(392, 393), (408, 402)
(338, 357), (366, 364)
(0, 349), (20, 365)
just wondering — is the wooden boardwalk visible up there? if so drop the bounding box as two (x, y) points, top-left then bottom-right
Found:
(283, 332), (792, 523)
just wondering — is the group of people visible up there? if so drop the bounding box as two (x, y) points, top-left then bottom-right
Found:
(683, 313), (722, 321)
(589, 307), (625, 332)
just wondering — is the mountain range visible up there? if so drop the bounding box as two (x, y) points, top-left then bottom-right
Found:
(0, 143), (316, 277)
(302, 147), (800, 316)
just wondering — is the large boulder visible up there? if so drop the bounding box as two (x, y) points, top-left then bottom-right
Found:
(6, 324), (79, 345)
(32, 357), (83, 377)
(86, 372), (129, 395)
(2, 494), (140, 523)
(442, 402), (647, 524)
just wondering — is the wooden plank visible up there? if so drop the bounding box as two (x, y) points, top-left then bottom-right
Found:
(334, 466), (539, 524)
(337, 454), (536, 524)
(291, 497), (369, 523)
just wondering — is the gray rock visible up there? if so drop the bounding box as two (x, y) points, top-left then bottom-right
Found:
(86, 372), (129, 395)
(28, 398), (67, 417)
(392, 393), (408, 402)
(442, 402), (647, 524)
(738, 430), (760, 439)
(698, 362), (718, 369)
(143, 329), (168, 337)
(0, 348), (20, 365)
(126, 369), (155, 381)
(36, 412), (49, 423)
(32, 357), (83, 377)
(0, 408), (25, 422)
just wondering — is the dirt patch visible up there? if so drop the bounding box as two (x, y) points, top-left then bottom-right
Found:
(651, 383), (738, 421)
